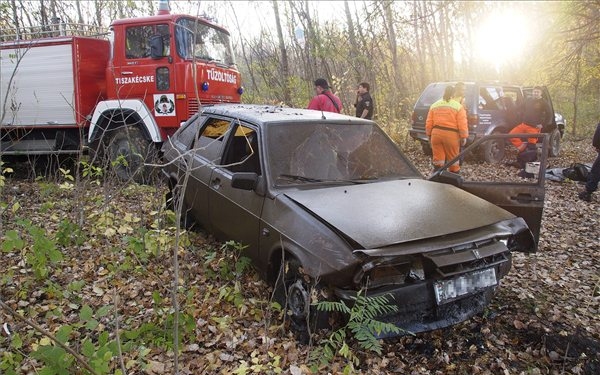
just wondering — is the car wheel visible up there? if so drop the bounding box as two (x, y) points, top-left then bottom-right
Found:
(108, 127), (157, 183)
(165, 182), (195, 229)
(480, 134), (505, 164)
(273, 257), (329, 342)
(548, 128), (561, 157)
(420, 141), (432, 156)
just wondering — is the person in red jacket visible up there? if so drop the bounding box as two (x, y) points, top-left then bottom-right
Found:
(307, 78), (343, 113)
(425, 85), (468, 173)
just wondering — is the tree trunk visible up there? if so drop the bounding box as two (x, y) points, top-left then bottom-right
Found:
(94, 0), (103, 27)
(273, 0), (291, 105)
(18, 0), (34, 30)
(228, 1), (260, 97)
(344, 0), (361, 83)
(49, 0), (57, 22)
(40, 0), (48, 29)
(383, 1), (403, 118)
(571, 46), (582, 137)
(304, 0), (318, 79)
(10, 0), (20, 38)
(75, 0), (84, 24)
(413, 1), (426, 88)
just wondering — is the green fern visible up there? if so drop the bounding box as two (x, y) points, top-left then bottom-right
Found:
(312, 299), (351, 314)
(311, 289), (409, 370)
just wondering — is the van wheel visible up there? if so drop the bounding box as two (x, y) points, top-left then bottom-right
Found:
(108, 127), (157, 183)
(481, 134), (505, 164)
(420, 141), (432, 156)
(548, 128), (561, 157)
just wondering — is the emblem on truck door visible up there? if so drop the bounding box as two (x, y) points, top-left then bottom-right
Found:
(154, 94), (175, 116)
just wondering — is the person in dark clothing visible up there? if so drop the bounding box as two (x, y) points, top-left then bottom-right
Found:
(353, 82), (374, 119)
(507, 86), (552, 173)
(509, 86), (553, 152)
(578, 122), (600, 202)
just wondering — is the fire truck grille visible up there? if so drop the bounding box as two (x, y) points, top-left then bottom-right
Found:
(188, 99), (200, 117)
(188, 98), (233, 118)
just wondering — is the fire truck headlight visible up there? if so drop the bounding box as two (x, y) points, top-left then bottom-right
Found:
(237, 86), (244, 95)
(201, 82), (209, 92)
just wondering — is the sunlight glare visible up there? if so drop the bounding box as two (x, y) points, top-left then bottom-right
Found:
(475, 11), (530, 70)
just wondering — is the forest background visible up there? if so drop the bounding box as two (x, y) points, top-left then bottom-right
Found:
(1, 2), (600, 374)
(1, 0), (599, 137)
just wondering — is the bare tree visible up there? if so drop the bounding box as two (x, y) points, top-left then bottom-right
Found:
(382, 1), (405, 118)
(10, 0), (20, 38)
(273, 0), (291, 105)
(39, 0), (48, 29)
(344, 0), (361, 83)
(75, 0), (84, 24)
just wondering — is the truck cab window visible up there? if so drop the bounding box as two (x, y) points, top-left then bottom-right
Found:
(126, 24), (170, 59)
(175, 18), (235, 66)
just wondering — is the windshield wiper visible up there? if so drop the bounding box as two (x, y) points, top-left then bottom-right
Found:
(278, 174), (324, 183)
(277, 174), (377, 184)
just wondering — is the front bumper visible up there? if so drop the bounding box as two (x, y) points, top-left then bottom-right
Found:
(334, 275), (501, 336)
(334, 237), (514, 336)
(409, 129), (428, 143)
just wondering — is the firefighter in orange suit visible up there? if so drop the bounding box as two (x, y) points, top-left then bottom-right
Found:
(425, 85), (468, 173)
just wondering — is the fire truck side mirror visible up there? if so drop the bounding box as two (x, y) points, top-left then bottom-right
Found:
(150, 35), (165, 60)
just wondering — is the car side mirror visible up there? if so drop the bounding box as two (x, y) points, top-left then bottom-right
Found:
(231, 172), (258, 191)
(150, 35), (164, 59)
(429, 170), (463, 187)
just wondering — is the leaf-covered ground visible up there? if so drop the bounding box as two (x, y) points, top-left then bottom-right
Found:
(1, 139), (599, 374)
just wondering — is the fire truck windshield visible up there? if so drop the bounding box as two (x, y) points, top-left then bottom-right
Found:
(175, 18), (235, 66)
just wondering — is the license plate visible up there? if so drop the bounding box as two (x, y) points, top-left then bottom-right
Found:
(434, 268), (497, 305)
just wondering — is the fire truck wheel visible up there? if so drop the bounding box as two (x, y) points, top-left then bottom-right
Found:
(108, 127), (157, 183)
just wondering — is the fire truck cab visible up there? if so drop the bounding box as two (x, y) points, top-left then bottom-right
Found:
(0, 0), (242, 182)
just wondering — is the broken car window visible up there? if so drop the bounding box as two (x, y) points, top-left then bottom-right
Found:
(266, 123), (420, 185)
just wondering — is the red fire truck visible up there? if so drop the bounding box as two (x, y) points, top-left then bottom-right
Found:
(0, 0), (243, 181)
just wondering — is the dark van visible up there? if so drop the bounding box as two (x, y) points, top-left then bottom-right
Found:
(409, 81), (565, 163)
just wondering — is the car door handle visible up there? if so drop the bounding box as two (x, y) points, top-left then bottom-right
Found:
(510, 193), (541, 203)
(211, 177), (221, 189)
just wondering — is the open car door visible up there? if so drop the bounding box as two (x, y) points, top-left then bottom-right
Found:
(429, 133), (547, 252)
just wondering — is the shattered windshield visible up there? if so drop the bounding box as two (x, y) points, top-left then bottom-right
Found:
(175, 17), (235, 65)
(266, 122), (421, 186)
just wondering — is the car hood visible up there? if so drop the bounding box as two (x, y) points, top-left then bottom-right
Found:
(284, 179), (515, 249)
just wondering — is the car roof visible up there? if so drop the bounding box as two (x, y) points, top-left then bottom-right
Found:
(426, 81), (522, 87)
(199, 104), (373, 126)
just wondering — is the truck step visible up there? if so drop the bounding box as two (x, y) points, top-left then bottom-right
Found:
(1, 140), (81, 155)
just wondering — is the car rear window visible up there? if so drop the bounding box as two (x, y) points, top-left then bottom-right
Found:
(416, 84), (447, 107)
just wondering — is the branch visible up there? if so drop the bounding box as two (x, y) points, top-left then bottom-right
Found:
(0, 298), (100, 375)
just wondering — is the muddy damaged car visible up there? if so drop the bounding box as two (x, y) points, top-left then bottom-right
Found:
(161, 104), (546, 337)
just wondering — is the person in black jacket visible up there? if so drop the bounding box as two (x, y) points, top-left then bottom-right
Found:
(353, 82), (374, 119)
(578, 122), (600, 202)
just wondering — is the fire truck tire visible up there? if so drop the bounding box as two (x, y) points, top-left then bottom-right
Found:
(108, 127), (157, 183)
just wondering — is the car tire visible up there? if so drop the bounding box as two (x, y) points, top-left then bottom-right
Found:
(548, 128), (561, 157)
(165, 183), (196, 229)
(108, 127), (157, 183)
(480, 133), (505, 164)
(273, 256), (330, 342)
(420, 141), (432, 156)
